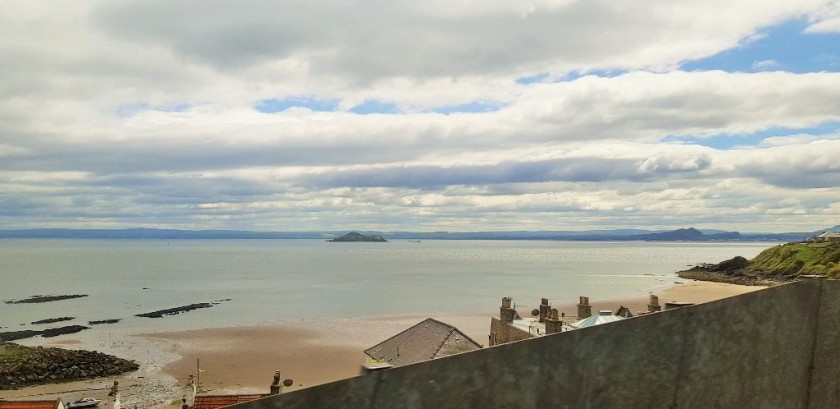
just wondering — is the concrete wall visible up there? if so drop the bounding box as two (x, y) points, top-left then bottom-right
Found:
(233, 279), (838, 409)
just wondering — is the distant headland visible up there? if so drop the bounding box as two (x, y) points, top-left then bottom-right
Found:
(0, 225), (836, 242)
(328, 232), (387, 242)
(678, 237), (840, 285)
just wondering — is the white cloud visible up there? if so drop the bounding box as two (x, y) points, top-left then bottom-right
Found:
(752, 59), (779, 70)
(806, 1), (840, 33)
(0, 1), (838, 232)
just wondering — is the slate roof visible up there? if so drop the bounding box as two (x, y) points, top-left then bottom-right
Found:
(364, 318), (482, 367)
(0, 401), (62, 409)
(192, 394), (267, 409)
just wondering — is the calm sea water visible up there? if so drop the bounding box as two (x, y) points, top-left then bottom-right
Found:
(0, 239), (775, 334)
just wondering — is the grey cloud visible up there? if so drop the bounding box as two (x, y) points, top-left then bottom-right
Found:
(0, 134), (422, 175)
(637, 153), (712, 174)
(300, 157), (667, 189)
(745, 170), (840, 189)
(731, 141), (840, 189)
(94, 0), (802, 81)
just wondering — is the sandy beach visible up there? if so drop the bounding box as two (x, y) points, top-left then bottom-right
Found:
(148, 280), (764, 395)
(1, 280), (764, 405)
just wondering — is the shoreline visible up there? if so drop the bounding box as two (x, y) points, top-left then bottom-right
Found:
(153, 280), (764, 394)
(1, 280), (763, 405)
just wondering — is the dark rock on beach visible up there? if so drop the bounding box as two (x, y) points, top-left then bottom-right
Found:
(31, 317), (75, 325)
(0, 326), (90, 342)
(88, 319), (121, 325)
(136, 302), (222, 318)
(5, 294), (88, 304)
(0, 330), (42, 342)
(41, 325), (89, 338)
(0, 342), (138, 389)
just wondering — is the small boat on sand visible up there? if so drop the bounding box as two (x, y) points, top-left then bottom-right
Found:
(67, 398), (101, 409)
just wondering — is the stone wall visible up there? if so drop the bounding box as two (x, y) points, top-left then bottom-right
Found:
(233, 279), (838, 409)
(488, 317), (535, 346)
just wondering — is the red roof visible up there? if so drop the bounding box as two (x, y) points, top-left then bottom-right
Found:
(0, 400), (61, 409)
(192, 394), (267, 409)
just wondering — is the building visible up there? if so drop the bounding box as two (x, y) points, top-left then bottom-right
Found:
(489, 297), (574, 346)
(182, 371), (288, 409)
(0, 400), (65, 409)
(814, 231), (840, 242)
(363, 318), (482, 369)
(192, 395), (267, 409)
(570, 310), (626, 329)
(223, 279), (840, 409)
(489, 295), (664, 346)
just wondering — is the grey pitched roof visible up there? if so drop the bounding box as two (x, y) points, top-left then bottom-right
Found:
(364, 318), (482, 367)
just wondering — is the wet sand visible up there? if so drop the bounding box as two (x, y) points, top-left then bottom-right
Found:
(1, 280), (764, 404)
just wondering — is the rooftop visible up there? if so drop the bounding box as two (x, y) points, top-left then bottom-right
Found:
(571, 311), (626, 329)
(0, 401), (61, 409)
(364, 318), (482, 367)
(192, 394), (267, 409)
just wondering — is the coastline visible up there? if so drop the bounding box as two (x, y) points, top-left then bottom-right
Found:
(140, 280), (765, 395)
(1, 279), (763, 405)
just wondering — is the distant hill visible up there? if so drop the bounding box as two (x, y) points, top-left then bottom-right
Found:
(633, 227), (742, 241)
(679, 241), (840, 284)
(328, 232), (387, 242)
(0, 225), (832, 242)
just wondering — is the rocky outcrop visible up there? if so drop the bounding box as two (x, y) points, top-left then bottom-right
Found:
(0, 343), (138, 389)
(136, 301), (225, 318)
(678, 242), (840, 284)
(88, 319), (120, 325)
(0, 325), (90, 342)
(31, 317), (75, 325)
(4, 295), (88, 304)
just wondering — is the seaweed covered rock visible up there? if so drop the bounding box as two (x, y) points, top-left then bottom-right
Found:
(0, 343), (138, 389)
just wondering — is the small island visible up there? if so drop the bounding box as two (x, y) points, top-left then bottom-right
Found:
(329, 232), (388, 242)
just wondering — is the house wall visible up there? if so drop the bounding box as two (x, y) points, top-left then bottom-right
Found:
(232, 279), (838, 409)
(487, 317), (535, 346)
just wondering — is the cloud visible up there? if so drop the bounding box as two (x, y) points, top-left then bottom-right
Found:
(0, 1), (839, 231)
(94, 0), (823, 81)
(806, 2), (840, 33)
(752, 59), (779, 70)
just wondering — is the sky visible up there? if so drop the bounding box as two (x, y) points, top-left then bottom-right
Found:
(1, 1), (840, 233)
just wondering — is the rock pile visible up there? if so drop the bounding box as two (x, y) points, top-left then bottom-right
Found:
(0, 343), (138, 389)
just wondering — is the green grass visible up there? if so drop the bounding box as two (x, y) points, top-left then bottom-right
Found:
(0, 343), (33, 361)
(746, 242), (840, 278)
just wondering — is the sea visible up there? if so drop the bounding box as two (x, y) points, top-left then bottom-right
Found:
(0, 239), (776, 335)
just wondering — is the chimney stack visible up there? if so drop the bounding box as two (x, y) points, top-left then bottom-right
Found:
(545, 308), (563, 334)
(577, 296), (592, 319)
(270, 370), (281, 395)
(648, 294), (661, 313)
(538, 298), (550, 322)
(500, 297), (516, 324)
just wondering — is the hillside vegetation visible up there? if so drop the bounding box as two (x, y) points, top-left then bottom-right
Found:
(746, 242), (840, 277)
(679, 241), (840, 284)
